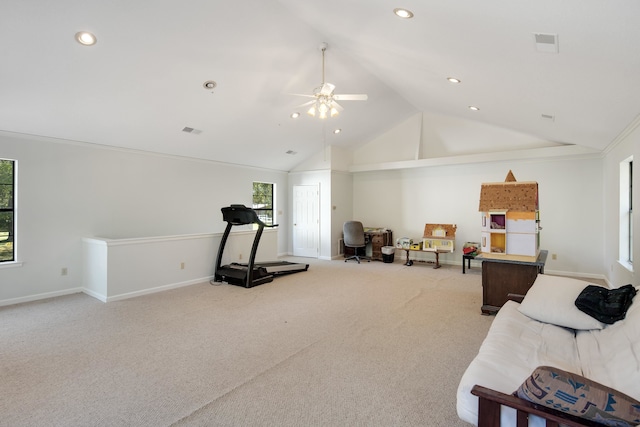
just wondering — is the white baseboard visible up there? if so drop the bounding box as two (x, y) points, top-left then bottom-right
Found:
(0, 287), (84, 307)
(90, 276), (215, 303)
(82, 287), (107, 302)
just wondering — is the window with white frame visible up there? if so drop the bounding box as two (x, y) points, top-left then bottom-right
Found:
(252, 182), (274, 225)
(0, 159), (15, 262)
(619, 156), (633, 270)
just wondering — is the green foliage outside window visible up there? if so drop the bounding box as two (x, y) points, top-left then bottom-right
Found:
(252, 182), (274, 225)
(0, 159), (15, 262)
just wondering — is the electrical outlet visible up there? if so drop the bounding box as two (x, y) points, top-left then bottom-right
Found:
(180, 262), (185, 270)
(61, 267), (68, 276)
(551, 253), (557, 260)
(239, 253), (243, 260)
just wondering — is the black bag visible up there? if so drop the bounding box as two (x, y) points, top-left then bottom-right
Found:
(575, 284), (636, 324)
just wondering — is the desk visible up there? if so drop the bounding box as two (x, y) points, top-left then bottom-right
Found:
(400, 248), (448, 268)
(343, 229), (392, 261)
(478, 250), (548, 315)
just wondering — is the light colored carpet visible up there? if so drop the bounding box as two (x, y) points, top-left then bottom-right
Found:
(1, 258), (493, 426)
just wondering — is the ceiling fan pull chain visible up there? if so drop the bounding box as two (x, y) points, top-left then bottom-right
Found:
(321, 45), (326, 85)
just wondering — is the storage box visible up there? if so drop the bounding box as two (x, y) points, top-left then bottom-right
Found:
(396, 238), (413, 249)
(410, 242), (423, 250)
(463, 242), (480, 256)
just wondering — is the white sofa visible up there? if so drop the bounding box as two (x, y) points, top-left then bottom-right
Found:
(456, 274), (640, 427)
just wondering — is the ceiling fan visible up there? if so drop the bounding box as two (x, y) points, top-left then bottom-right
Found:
(293, 42), (368, 119)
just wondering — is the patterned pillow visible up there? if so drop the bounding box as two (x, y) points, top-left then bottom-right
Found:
(516, 366), (640, 426)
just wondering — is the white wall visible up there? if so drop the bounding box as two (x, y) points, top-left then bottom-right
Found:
(289, 146), (354, 260)
(353, 112), (562, 165)
(4, 112), (634, 305)
(0, 132), (288, 304)
(352, 156), (605, 278)
(82, 229), (278, 302)
(331, 170), (353, 258)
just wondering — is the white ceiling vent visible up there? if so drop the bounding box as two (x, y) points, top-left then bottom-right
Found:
(182, 127), (202, 135)
(541, 113), (555, 122)
(534, 33), (559, 53)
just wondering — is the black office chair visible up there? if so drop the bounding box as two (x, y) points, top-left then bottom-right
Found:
(343, 221), (370, 263)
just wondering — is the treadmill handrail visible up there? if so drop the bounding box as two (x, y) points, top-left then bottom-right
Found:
(221, 204), (278, 228)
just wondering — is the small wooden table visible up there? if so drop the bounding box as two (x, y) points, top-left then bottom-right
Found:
(462, 252), (480, 274)
(400, 248), (448, 268)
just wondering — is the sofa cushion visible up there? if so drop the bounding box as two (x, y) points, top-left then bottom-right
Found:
(576, 286), (640, 402)
(518, 274), (605, 330)
(516, 365), (640, 426)
(457, 301), (581, 426)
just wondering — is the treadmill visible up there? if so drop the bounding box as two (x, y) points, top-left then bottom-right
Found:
(214, 204), (309, 288)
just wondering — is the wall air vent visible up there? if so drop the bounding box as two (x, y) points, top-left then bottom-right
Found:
(182, 127), (202, 135)
(534, 33), (559, 53)
(541, 114), (555, 121)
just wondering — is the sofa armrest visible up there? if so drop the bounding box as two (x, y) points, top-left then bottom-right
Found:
(506, 293), (525, 303)
(471, 385), (602, 427)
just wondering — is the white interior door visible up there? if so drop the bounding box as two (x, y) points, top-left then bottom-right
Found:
(293, 184), (319, 258)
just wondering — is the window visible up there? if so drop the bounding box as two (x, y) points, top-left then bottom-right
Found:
(629, 160), (633, 264)
(252, 182), (274, 225)
(0, 159), (15, 262)
(620, 156), (633, 270)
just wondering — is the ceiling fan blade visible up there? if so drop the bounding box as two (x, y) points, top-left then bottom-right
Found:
(296, 100), (316, 108)
(333, 94), (368, 101)
(330, 101), (344, 112)
(319, 82), (335, 96)
(289, 93), (316, 98)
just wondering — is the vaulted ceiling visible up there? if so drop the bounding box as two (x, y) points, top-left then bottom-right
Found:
(2, 1), (639, 171)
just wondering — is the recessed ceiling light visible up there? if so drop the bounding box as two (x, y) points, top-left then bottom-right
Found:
(333, 129), (342, 134)
(468, 106), (480, 111)
(290, 112), (300, 119)
(75, 31), (97, 46)
(203, 80), (217, 90)
(393, 8), (414, 19)
(447, 77), (461, 83)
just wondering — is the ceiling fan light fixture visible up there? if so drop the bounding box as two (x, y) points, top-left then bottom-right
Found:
(394, 8), (414, 19)
(294, 42), (367, 120)
(307, 105), (316, 117)
(290, 112), (300, 119)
